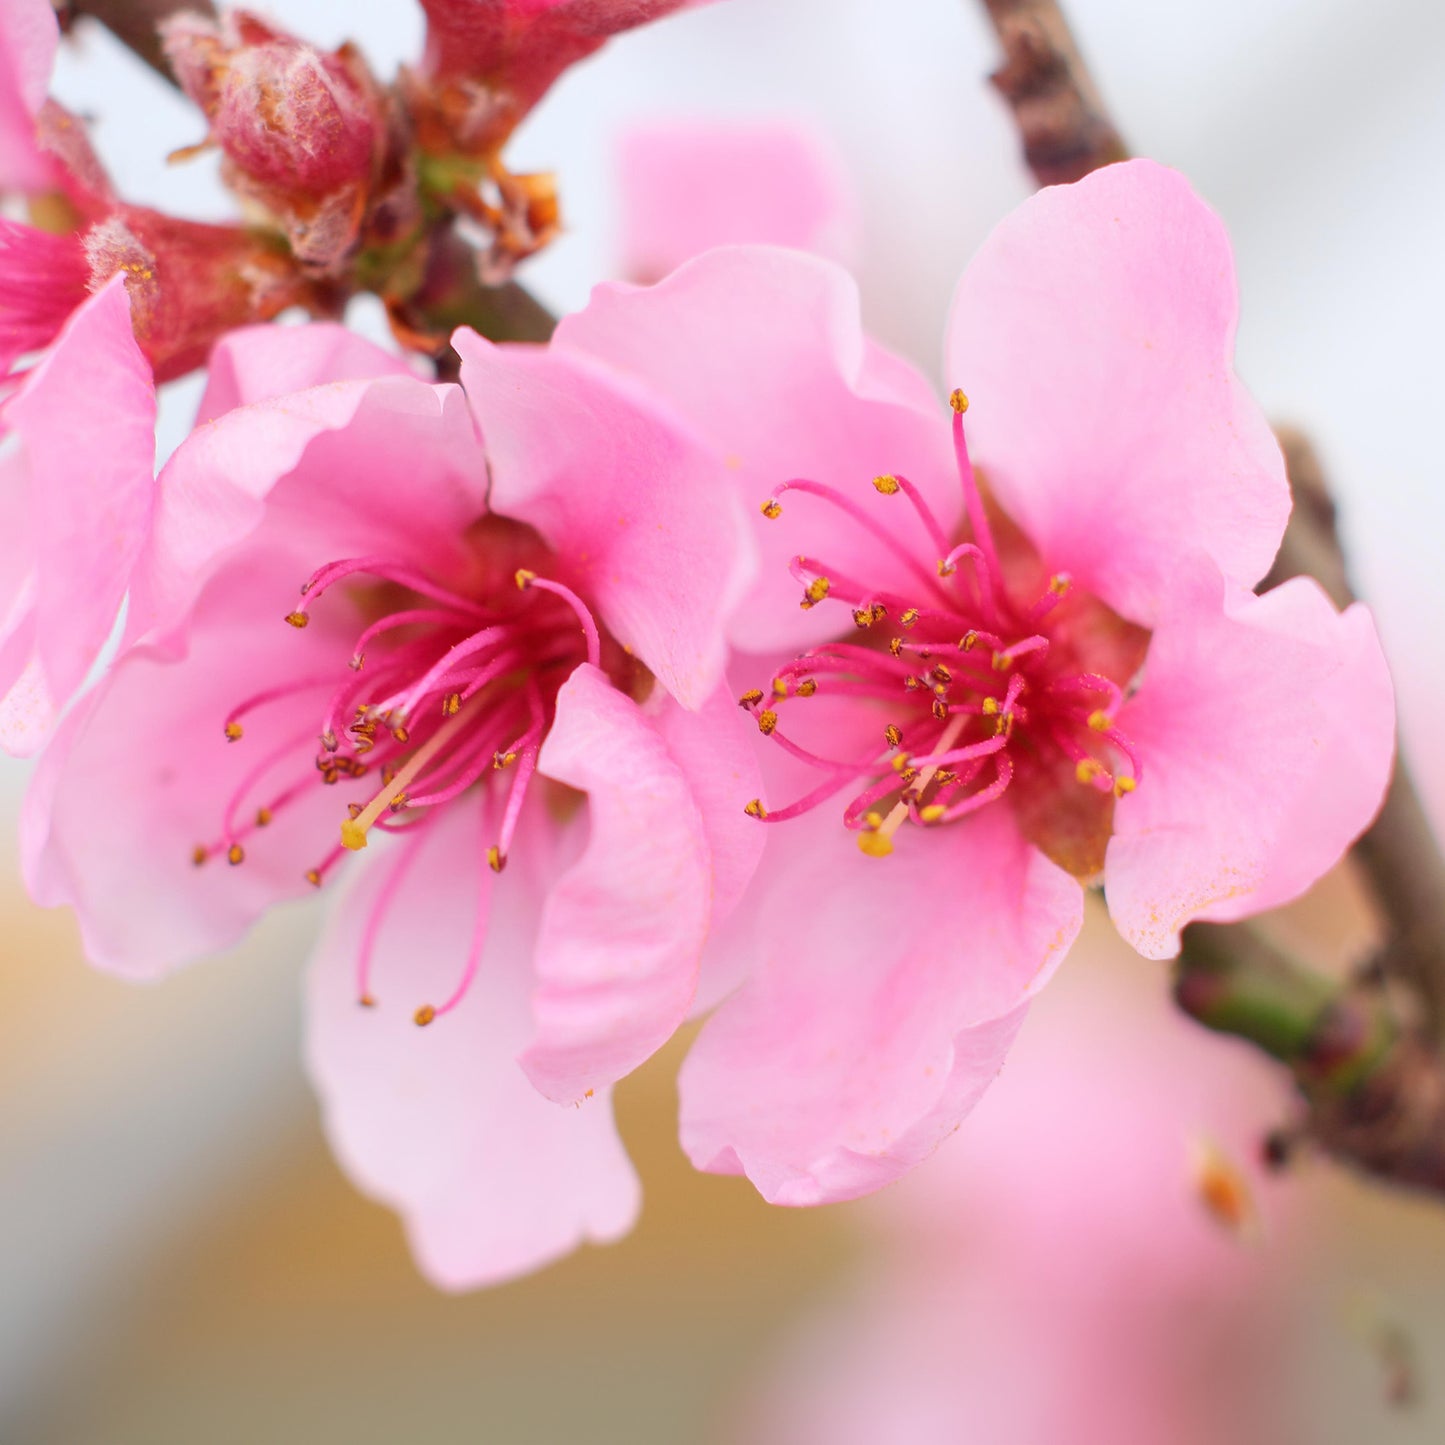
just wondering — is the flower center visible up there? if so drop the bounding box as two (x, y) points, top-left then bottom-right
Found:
(741, 390), (1151, 879)
(194, 517), (633, 1022)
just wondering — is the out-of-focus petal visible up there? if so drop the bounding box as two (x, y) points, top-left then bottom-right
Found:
(556, 246), (956, 654)
(946, 160), (1288, 628)
(523, 663), (711, 1102)
(454, 329), (753, 708)
(1106, 564), (1394, 958)
(678, 805), (1082, 1205)
(305, 796), (639, 1290)
(617, 120), (859, 281)
(0, 0), (58, 191)
(0, 277), (155, 756)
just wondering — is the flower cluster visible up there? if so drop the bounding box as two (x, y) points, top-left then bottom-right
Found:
(0, 3), (1395, 1290)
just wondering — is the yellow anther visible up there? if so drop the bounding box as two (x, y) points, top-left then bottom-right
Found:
(864, 810), (885, 829)
(899, 608), (920, 629)
(932, 664), (952, 685)
(515, 567), (536, 589)
(872, 474), (901, 495)
(858, 830), (894, 858)
(226, 843), (245, 866)
(760, 499), (783, 519)
(1076, 758), (1104, 785)
(960, 631), (979, 651)
(919, 804), (947, 824)
(1115, 776), (1137, 797)
(340, 819), (368, 851)
(744, 798), (767, 818)
(992, 651), (1013, 671)
(255, 807), (272, 828)
(935, 769), (957, 785)
(889, 636), (904, 657)
(442, 693), (461, 716)
(931, 697), (948, 721)
(389, 792), (408, 811)
(884, 723), (903, 748)
(852, 607), (873, 629)
(757, 710), (778, 736)
(739, 688), (764, 708)
(414, 1005), (436, 1027)
(391, 725), (410, 745)
(305, 868), (322, 887)
(995, 713), (1013, 736)
(349, 654), (365, 672)
(796, 678), (818, 698)
(981, 697), (1000, 715)
(772, 677), (789, 698)
(487, 845), (507, 873)
(897, 768), (918, 786)
(358, 993), (375, 1008)
(493, 750), (519, 770)
(1088, 710), (1111, 732)
(1049, 573), (1072, 596)
(224, 721), (243, 742)
(903, 675), (920, 690)
(890, 752), (912, 773)
(801, 576), (831, 608)
(937, 558), (954, 577)
(191, 845), (207, 867)
(949, 388), (970, 414)
(284, 610), (309, 629)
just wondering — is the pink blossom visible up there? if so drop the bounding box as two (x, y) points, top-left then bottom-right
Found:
(733, 934), (1296, 1445)
(21, 320), (758, 1287)
(0, 276), (155, 756)
(552, 159), (1395, 1204)
(617, 120), (858, 283)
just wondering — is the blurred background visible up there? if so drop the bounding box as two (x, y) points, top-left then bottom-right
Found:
(4, 0), (1445, 1439)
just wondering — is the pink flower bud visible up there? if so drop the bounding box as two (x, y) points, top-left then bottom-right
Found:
(162, 12), (385, 270)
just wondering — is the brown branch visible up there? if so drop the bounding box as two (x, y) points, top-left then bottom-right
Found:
(976, 0), (1128, 186)
(58, 0), (214, 79)
(1264, 428), (1445, 1043)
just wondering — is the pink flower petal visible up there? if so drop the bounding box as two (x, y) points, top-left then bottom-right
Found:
(678, 806), (1083, 1205)
(555, 247), (957, 653)
(197, 322), (416, 423)
(130, 375), (486, 648)
(304, 796), (639, 1290)
(945, 159), (1289, 627)
(0, 277), (155, 756)
(21, 549), (353, 978)
(454, 329), (753, 708)
(617, 120), (859, 281)
(522, 662), (712, 1102)
(1106, 564), (1394, 958)
(0, 0), (58, 191)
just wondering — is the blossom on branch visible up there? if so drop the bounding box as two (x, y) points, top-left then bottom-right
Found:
(552, 159), (1396, 1206)
(21, 322), (759, 1287)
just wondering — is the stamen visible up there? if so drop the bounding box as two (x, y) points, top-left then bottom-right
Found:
(517, 574), (602, 669)
(872, 472), (953, 565)
(354, 820), (435, 1005)
(950, 394), (1001, 580)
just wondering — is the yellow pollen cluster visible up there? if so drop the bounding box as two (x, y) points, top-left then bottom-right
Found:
(760, 499), (783, 519)
(949, 389), (970, 414)
(872, 474), (901, 495)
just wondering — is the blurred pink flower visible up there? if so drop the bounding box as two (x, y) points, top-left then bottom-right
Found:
(552, 159), (1395, 1206)
(733, 935), (1296, 1445)
(22, 322), (759, 1286)
(0, 276), (155, 756)
(617, 120), (858, 283)
(0, 0), (58, 193)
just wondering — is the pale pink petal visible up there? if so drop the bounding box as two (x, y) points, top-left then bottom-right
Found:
(0, 277), (155, 756)
(678, 805), (1083, 1205)
(304, 794), (639, 1290)
(617, 120), (859, 281)
(945, 159), (1289, 627)
(555, 247), (956, 653)
(21, 547), (355, 978)
(130, 375), (486, 648)
(196, 321), (417, 423)
(1106, 565), (1394, 958)
(454, 330), (753, 708)
(523, 662), (712, 1102)
(0, 0), (58, 191)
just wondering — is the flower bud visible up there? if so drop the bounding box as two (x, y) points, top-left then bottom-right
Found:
(162, 12), (385, 271)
